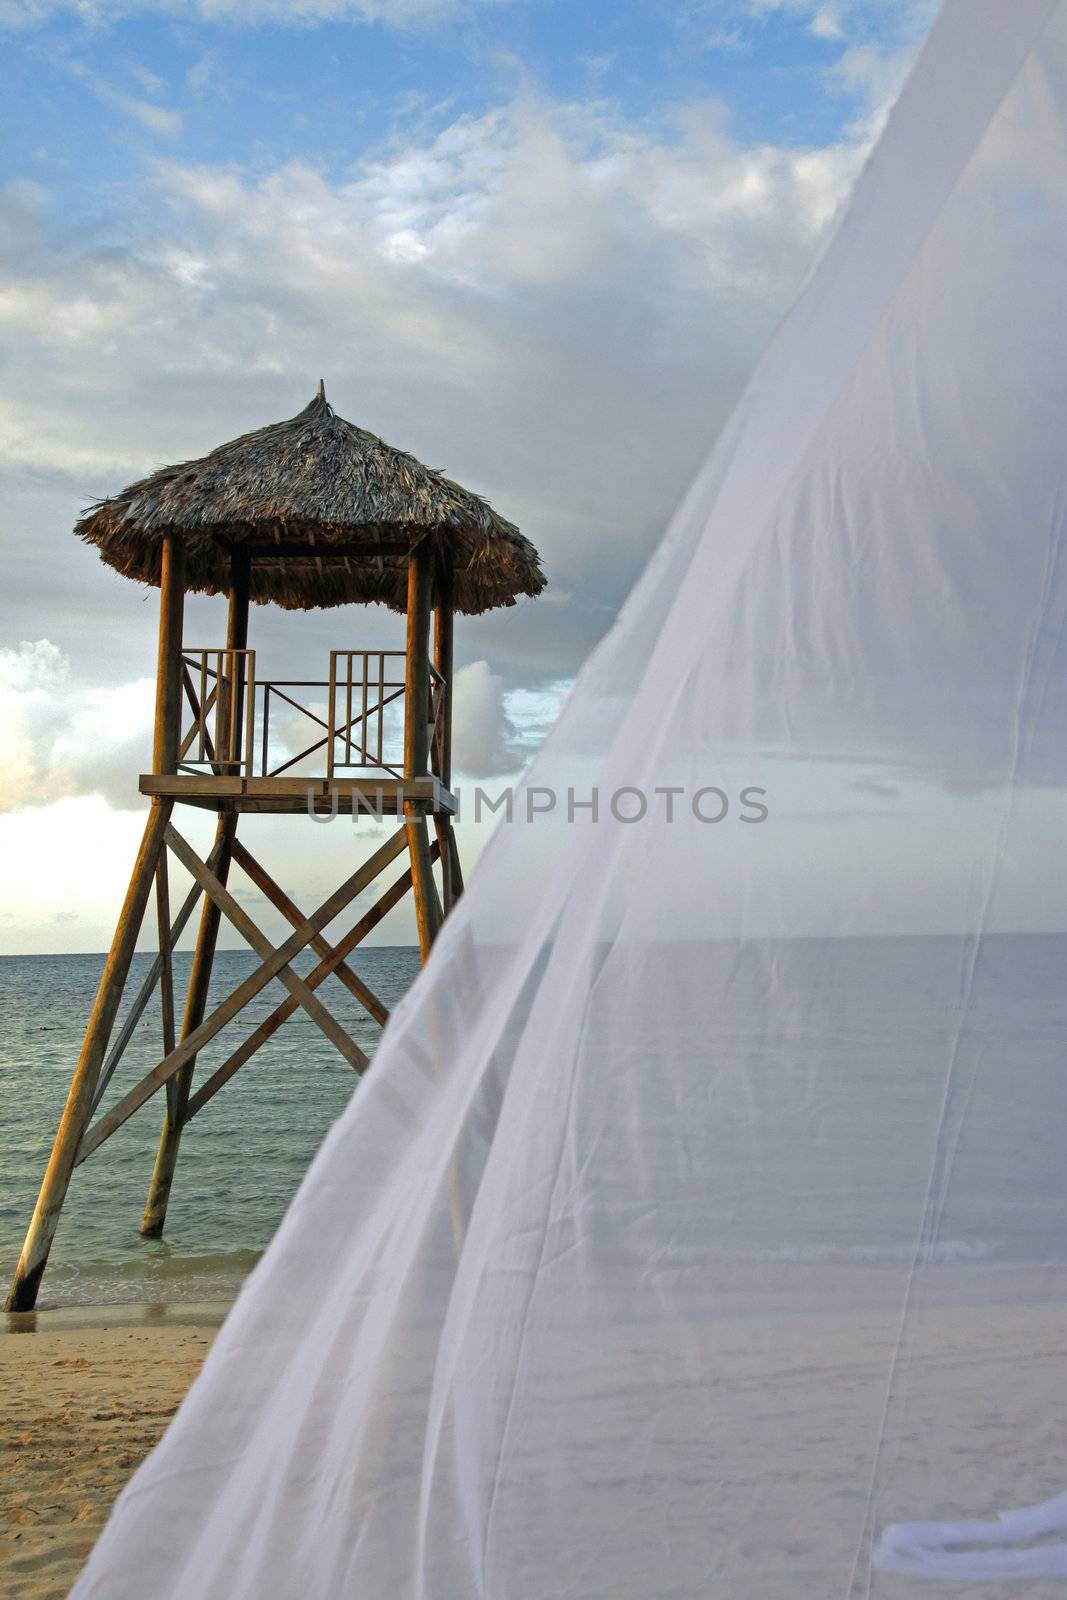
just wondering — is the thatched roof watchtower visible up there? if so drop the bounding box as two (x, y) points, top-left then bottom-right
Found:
(6, 385), (544, 1314)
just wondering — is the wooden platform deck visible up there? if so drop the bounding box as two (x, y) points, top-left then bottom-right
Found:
(140, 774), (456, 816)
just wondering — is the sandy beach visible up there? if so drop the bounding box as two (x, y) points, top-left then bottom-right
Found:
(1, 1306), (224, 1600)
(4, 1281), (1067, 1598)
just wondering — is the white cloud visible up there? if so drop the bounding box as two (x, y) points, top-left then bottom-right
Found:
(0, 796), (157, 953)
(738, 0), (934, 71)
(123, 95), (183, 134)
(0, 91), (871, 620)
(0, 640), (154, 810)
(130, 61), (167, 95)
(451, 660), (517, 778)
(0, 63), (932, 826)
(829, 32), (929, 132)
(120, 93), (183, 134)
(66, 60), (184, 135)
(809, 6), (843, 39)
(0, 29), (942, 948)
(449, 669), (572, 778)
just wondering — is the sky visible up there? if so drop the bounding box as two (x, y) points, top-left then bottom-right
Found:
(0, 0), (938, 953)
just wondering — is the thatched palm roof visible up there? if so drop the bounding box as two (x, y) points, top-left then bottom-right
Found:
(75, 385), (545, 614)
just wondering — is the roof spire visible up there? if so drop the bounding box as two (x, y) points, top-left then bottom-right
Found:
(316, 378), (326, 402)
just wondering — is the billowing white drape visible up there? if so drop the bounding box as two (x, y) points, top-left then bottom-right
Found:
(73, 3), (1067, 1594)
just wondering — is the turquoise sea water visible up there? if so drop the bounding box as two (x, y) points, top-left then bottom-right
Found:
(0, 948), (420, 1309)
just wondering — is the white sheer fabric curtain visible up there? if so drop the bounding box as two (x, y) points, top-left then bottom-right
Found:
(73, 3), (1067, 1595)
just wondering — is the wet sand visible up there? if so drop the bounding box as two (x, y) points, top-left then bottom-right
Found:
(1, 1305), (225, 1600)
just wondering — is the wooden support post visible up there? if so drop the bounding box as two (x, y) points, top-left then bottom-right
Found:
(405, 540), (442, 961)
(5, 802), (170, 1311)
(219, 546), (251, 770)
(155, 854), (178, 1121)
(141, 550), (251, 1235)
(153, 533), (186, 776)
(139, 811), (235, 1236)
(433, 554), (454, 793)
(432, 553), (463, 913)
(5, 536), (186, 1311)
(405, 541), (434, 780)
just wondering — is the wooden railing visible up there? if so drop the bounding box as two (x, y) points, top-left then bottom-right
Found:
(324, 650), (406, 780)
(177, 649), (256, 777)
(324, 650), (444, 780)
(176, 648), (444, 781)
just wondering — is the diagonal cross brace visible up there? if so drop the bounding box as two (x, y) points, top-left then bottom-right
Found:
(229, 837), (389, 1025)
(184, 839), (439, 1123)
(75, 826), (409, 1164)
(179, 673), (218, 762)
(163, 824), (366, 1069)
(268, 684), (405, 780)
(87, 842), (223, 1118)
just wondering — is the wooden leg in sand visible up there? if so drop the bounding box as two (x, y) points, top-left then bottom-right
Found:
(140, 811), (237, 1237)
(141, 546), (248, 1235)
(5, 801), (171, 1312)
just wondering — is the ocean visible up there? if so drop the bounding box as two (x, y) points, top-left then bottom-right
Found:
(9, 934), (1065, 1600)
(3, 933), (1067, 1312)
(0, 947), (421, 1309)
